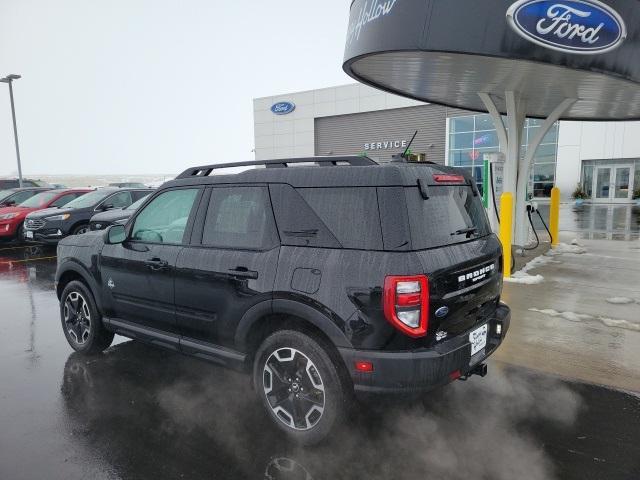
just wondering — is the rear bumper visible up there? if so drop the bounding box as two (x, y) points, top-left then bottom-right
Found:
(338, 303), (511, 394)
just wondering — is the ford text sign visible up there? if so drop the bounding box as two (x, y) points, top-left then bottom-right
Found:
(507, 0), (626, 54)
(271, 102), (296, 115)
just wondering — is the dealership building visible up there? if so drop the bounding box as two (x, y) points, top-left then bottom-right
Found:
(253, 83), (640, 202)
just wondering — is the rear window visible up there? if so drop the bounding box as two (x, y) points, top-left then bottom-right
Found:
(405, 186), (491, 250)
(298, 187), (382, 250)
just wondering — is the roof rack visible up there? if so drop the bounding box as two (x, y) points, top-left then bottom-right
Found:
(176, 156), (376, 179)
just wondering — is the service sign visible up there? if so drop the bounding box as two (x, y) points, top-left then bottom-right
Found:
(271, 102), (296, 115)
(507, 0), (627, 54)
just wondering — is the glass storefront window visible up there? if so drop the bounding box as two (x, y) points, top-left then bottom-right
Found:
(450, 132), (474, 149)
(450, 116), (475, 133)
(582, 165), (594, 197)
(475, 114), (497, 132)
(449, 114), (559, 198)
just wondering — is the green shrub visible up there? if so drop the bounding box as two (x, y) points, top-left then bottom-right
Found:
(571, 183), (589, 200)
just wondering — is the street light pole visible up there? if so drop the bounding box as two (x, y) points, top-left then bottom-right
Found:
(1, 74), (23, 188)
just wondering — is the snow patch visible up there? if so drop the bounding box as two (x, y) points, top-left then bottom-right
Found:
(529, 308), (640, 333)
(545, 243), (587, 256)
(505, 272), (545, 284)
(599, 318), (640, 332)
(605, 297), (635, 305)
(528, 308), (591, 322)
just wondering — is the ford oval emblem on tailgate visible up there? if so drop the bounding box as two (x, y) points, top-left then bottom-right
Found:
(435, 306), (449, 318)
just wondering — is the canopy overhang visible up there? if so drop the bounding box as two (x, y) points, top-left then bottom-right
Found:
(343, 0), (640, 246)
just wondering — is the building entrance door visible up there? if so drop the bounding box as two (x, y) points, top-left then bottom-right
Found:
(593, 165), (634, 203)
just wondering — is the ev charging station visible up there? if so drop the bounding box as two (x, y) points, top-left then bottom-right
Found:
(342, 0), (640, 249)
(483, 153), (505, 234)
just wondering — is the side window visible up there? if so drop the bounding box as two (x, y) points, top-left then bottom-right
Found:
(202, 186), (277, 250)
(131, 188), (199, 244)
(298, 187), (383, 250)
(50, 193), (79, 208)
(104, 191), (132, 209)
(132, 190), (151, 201)
(10, 191), (36, 205)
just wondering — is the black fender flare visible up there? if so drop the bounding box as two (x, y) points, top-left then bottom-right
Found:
(235, 298), (353, 352)
(56, 260), (104, 313)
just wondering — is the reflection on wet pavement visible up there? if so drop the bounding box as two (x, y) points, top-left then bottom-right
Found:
(535, 203), (640, 241)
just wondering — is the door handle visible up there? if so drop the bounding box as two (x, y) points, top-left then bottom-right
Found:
(145, 258), (169, 271)
(227, 266), (259, 280)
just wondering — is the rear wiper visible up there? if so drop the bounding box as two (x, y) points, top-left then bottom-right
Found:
(451, 227), (478, 237)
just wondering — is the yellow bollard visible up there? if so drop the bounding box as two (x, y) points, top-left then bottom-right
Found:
(499, 192), (513, 278)
(549, 187), (560, 248)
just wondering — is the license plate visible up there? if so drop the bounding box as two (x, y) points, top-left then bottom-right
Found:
(25, 231), (33, 239)
(469, 324), (488, 356)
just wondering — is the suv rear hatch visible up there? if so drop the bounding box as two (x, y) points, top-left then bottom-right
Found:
(404, 168), (503, 345)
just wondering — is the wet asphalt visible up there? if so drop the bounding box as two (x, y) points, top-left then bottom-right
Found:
(1, 205), (639, 480)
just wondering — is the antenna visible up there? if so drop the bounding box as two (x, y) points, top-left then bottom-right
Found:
(391, 130), (419, 163)
(402, 130), (418, 158)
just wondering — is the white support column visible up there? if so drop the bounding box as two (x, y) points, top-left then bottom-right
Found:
(504, 91), (526, 207)
(513, 98), (576, 246)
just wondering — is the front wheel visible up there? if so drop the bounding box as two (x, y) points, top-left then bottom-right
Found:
(60, 280), (114, 355)
(72, 224), (89, 235)
(253, 330), (347, 445)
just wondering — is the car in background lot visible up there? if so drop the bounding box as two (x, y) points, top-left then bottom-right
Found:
(108, 182), (147, 188)
(0, 179), (47, 189)
(89, 193), (152, 231)
(0, 188), (51, 208)
(25, 187), (152, 244)
(0, 189), (92, 242)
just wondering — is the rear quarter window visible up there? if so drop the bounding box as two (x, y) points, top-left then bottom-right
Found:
(405, 186), (491, 250)
(298, 187), (382, 250)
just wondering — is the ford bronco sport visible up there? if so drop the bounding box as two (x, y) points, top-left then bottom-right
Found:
(55, 156), (510, 444)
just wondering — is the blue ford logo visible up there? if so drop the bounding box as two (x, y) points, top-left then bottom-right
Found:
(270, 102), (296, 115)
(435, 306), (449, 318)
(507, 0), (626, 54)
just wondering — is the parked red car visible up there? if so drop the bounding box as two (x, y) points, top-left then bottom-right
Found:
(0, 189), (92, 242)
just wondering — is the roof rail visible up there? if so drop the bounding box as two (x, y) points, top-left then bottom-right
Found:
(176, 156), (376, 179)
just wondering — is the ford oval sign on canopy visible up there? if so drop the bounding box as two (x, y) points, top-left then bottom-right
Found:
(271, 102), (296, 115)
(343, 0), (640, 120)
(507, 0), (627, 54)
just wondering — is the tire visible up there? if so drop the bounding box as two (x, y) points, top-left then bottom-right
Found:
(253, 330), (347, 445)
(16, 222), (24, 242)
(72, 224), (89, 235)
(60, 280), (114, 355)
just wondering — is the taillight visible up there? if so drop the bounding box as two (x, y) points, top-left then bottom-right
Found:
(383, 275), (429, 338)
(433, 174), (465, 183)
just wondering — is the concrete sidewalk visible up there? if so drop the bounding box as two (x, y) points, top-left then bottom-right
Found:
(495, 232), (640, 393)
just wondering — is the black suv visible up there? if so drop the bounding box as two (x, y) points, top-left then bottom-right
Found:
(55, 157), (510, 444)
(25, 187), (152, 244)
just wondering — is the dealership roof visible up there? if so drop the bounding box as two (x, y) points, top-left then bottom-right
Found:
(343, 0), (640, 121)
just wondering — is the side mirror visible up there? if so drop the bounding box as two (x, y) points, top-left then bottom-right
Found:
(105, 224), (126, 245)
(102, 204), (115, 211)
(5, 200), (16, 206)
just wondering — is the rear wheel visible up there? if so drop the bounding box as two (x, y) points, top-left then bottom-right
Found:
(60, 280), (114, 355)
(253, 330), (347, 445)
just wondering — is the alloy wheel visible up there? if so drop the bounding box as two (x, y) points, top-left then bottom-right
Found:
(263, 347), (325, 431)
(63, 291), (92, 345)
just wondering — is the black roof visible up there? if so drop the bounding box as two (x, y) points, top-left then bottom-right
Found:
(166, 156), (467, 189)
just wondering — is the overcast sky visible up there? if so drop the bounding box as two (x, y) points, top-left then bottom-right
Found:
(0, 0), (353, 176)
